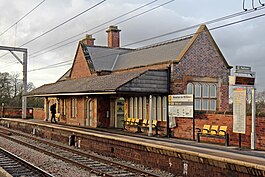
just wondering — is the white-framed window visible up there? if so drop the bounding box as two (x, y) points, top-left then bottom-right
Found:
(71, 98), (77, 118)
(129, 97), (133, 117)
(143, 97), (147, 119)
(62, 99), (66, 116)
(162, 96), (167, 121)
(139, 97), (143, 119)
(134, 97), (138, 117)
(157, 96), (162, 121)
(152, 96), (157, 120)
(187, 83), (194, 94)
(127, 96), (167, 122)
(188, 82), (217, 111)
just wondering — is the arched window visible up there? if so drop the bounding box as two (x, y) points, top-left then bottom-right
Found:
(71, 98), (77, 118)
(195, 83), (201, 98)
(86, 100), (93, 126)
(202, 84), (209, 98)
(187, 83), (194, 94)
(210, 84), (217, 98)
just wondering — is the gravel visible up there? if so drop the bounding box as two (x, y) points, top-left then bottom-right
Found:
(0, 130), (175, 177)
(0, 136), (95, 177)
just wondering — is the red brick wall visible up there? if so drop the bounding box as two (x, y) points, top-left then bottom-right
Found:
(173, 114), (265, 150)
(1, 119), (263, 176)
(70, 44), (92, 79)
(172, 28), (230, 111)
(1, 107), (33, 118)
(107, 31), (120, 48)
(33, 108), (45, 120)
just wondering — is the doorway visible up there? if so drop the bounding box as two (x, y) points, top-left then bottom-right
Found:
(115, 97), (124, 128)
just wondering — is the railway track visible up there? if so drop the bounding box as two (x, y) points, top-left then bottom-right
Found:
(0, 147), (53, 177)
(0, 127), (160, 177)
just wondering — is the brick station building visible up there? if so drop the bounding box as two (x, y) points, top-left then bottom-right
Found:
(28, 24), (231, 135)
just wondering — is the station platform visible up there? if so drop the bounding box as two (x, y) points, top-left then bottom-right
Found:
(0, 118), (264, 176)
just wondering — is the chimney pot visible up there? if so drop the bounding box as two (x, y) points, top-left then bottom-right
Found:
(106, 25), (121, 48)
(81, 34), (95, 46)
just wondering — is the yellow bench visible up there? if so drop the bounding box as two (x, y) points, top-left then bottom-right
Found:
(197, 125), (229, 146)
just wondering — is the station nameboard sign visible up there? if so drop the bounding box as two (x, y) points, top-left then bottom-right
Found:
(233, 88), (246, 134)
(168, 94), (193, 118)
(235, 65), (251, 73)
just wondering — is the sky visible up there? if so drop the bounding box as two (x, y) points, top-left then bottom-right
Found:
(0, 0), (264, 91)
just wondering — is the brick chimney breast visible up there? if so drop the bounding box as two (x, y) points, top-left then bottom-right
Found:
(81, 34), (95, 46)
(106, 25), (121, 48)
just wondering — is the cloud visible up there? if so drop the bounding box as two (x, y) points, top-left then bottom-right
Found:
(0, 0), (264, 92)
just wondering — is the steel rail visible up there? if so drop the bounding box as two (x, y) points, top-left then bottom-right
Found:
(0, 127), (159, 177)
(0, 147), (53, 177)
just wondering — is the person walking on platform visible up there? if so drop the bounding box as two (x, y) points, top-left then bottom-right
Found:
(50, 103), (57, 123)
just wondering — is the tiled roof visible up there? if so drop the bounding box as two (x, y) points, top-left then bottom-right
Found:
(86, 46), (133, 71)
(28, 69), (147, 96)
(113, 37), (191, 70)
(83, 37), (191, 72)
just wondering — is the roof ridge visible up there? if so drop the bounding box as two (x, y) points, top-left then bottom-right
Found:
(86, 45), (134, 51)
(133, 35), (193, 52)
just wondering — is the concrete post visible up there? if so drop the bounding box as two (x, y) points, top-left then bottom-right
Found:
(148, 95), (153, 136)
(251, 87), (256, 150)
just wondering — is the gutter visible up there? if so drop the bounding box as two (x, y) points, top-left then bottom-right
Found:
(27, 91), (117, 97)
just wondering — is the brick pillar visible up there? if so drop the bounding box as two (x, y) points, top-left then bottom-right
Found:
(106, 25), (121, 48)
(81, 34), (95, 46)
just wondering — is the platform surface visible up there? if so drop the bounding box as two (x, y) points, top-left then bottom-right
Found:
(1, 118), (265, 170)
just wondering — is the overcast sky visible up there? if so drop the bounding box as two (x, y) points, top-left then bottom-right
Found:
(0, 0), (264, 91)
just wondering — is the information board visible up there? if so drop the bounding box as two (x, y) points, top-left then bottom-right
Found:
(233, 88), (247, 134)
(168, 94), (193, 118)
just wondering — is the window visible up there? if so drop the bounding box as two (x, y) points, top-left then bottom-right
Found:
(62, 99), (66, 116)
(162, 96), (167, 121)
(143, 97), (147, 119)
(187, 83), (193, 94)
(139, 97), (143, 119)
(195, 83), (201, 98)
(187, 82), (217, 111)
(134, 97), (138, 117)
(71, 98), (77, 118)
(152, 96), (157, 120)
(202, 84), (209, 98)
(157, 96), (162, 121)
(127, 96), (167, 122)
(129, 97), (133, 117)
(88, 100), (93, 126)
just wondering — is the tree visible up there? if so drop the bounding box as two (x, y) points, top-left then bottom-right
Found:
(0, 72), (43, 108)
(256, 90), (265, 115)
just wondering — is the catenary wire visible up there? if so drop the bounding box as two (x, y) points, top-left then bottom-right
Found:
(2, 3), (264, 71)
(0, 0), (106, 60)
(28, 4), (265, 60)
(0, 0), (46, 37)
(28, 0), (160, 57)
(29, 0), (175, 58)
(27, 10), (265, 73)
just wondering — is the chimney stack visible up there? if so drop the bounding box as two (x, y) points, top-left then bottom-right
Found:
(81, 34), (95, 46)
(106, 25), (121, 48)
